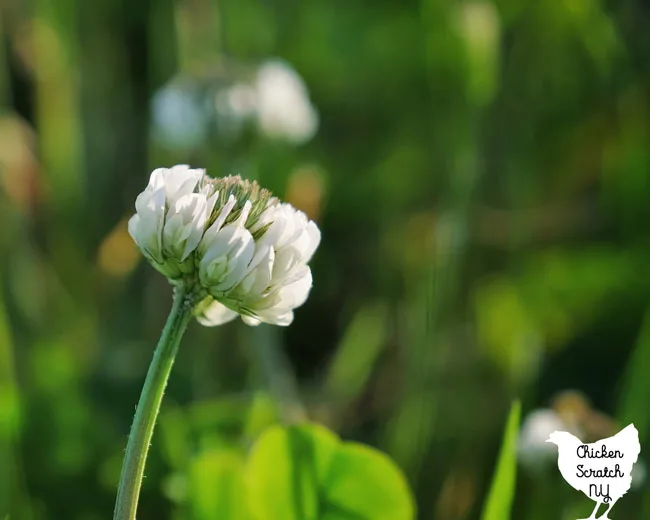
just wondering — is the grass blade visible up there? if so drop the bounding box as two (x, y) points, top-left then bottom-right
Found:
(481, 400), (521, 520)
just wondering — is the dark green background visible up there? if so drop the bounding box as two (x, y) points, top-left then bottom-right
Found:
(1, 0), (650, 518)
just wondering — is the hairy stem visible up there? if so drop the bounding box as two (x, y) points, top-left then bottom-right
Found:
(113, 285), (193, 520)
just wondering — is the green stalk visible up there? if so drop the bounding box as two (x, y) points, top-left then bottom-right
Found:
(113, 284), (193, 520)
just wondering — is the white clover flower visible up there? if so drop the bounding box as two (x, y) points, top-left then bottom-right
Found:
(211, 59), (319, 144)
(517, 409), (568, 472)
(129, 166), (320, 327)
(151, 81), (209, 149)
(254, 60), (319, 144)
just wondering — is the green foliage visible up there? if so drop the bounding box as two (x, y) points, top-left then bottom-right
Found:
(324, 302), (390, 405)
(618, 309), (650, 440)
(246, 423), (415, 520)
(481, 401), (521, 520)
(188, 448), (249, 520)
(475, 276), (539, 385)
(2, 0), (650, 517)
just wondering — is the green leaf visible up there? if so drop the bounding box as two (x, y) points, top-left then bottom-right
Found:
(188, 447), (249, 520)
(319, 442), (415, 520)
(247, 422), (415, 520)
(481, 400), (521, 520)
(618, 307), (650, 441)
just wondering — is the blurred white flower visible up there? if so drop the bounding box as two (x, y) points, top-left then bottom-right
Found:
(214, 83), (258, 140)
(254, 60), (319, 144)
(151, 82), (208, 150)
(517, 408), (569, 472)
(129, 166), (320, 327)
(215, 83), (258, 120)
(213, 59), (319, 144)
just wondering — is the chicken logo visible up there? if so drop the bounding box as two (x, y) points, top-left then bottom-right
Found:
(546, 424), (640, 520)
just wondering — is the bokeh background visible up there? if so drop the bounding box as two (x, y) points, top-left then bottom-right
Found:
(2, 0), (650, 518)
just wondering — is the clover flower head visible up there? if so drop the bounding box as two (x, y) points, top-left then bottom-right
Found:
(129, 165), (320, 327)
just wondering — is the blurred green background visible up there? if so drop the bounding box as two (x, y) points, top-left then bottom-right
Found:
(2, 0), (650, 518)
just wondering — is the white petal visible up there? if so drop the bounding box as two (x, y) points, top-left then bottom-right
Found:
(135, 185), (165, 215)
(255, 310), (294, 327)
(259, 267), (312, 312)
(163, 193), (210, 261)
(272, 312), (294, 326)
(281, 267), (313, 308)
(271, 223), (319, 282)
(254, 204), (288, 250)
(147, 168), (167, 191)
(142, 165), (204, 206)
(237, 245), (274, 297)
(255, 204), (318, 261)
(199, 225), (255, 292)
(250, 203), (278, 235)
(204, 190), (219, 222)
(130, 188), (166, 262)
(200, 195), (237, 253)
(275, 205), (308, 250)
(163, 165), (203, 199)
(127, 213), (140, 240)
(241, 315), (262, 326)
(302, 221), (321, 262)
(196, 301), (238, 326)
(234, 200), (253, 227)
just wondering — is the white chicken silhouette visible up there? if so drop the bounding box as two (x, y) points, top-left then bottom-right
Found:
(546, 424), (640, 520)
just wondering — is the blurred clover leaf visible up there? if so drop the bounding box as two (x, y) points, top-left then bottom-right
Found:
(188, 447), (249, 520)
(246, 422), (415, 520)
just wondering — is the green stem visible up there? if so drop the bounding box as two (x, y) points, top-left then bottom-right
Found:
(113, 284), (193, 520)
